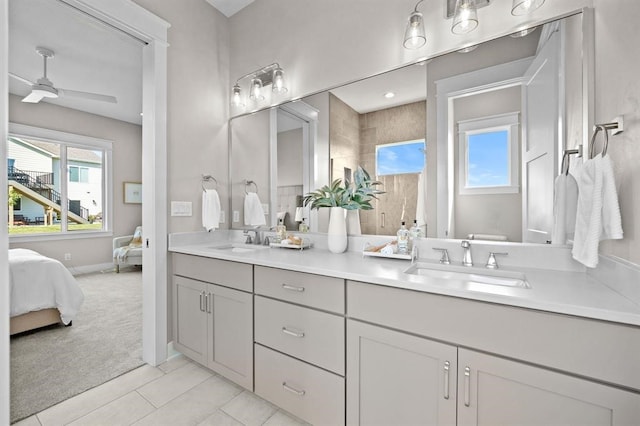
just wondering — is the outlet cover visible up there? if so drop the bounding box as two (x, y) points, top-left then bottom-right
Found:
(64, 253), (72, 260)
(171, 201), (193, 217)
(220, 210), (225, 223)
(233, 210), (240, 222)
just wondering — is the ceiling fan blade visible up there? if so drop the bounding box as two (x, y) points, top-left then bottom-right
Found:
(58, 88), (117, 104)
(9, 72), (35, 86)
(22, 91), (45, 103)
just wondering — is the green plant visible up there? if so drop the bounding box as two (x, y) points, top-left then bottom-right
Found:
(8, 187), (21, 207)
(303, 166), (384, 210)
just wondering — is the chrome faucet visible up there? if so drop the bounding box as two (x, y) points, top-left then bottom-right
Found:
(461, 240), (473, 267)
(243, 228), (263, 245)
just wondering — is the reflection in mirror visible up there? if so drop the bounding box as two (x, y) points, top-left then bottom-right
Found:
(276, 109), (305, 231)
(229, 12), (589, 245)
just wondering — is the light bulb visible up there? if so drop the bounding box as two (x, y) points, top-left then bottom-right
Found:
(250, 78), (264, 101)
(403, 11), (426, 49)
(231, 84), (244, 107)
(452, 0), (478, 35)
(272, 67), (287, 94)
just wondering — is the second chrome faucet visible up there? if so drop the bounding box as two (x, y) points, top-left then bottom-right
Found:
(461, 240), (473, 267)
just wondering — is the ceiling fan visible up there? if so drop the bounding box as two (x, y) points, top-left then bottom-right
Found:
(9, 46), (117, 104)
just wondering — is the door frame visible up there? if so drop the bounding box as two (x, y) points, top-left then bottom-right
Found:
(0, 0), (169, 421)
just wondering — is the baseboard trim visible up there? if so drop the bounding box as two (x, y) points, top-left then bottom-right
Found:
(67, 262), (118, 276)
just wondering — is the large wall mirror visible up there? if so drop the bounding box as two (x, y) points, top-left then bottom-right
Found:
(229, 11), (592, 245)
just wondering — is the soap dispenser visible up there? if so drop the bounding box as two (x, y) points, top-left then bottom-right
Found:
(276, 218), (287, 243)
(299, 218), (309, 233)
(397, 221), (409, 255)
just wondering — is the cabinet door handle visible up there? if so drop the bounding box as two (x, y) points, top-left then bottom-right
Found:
(464, 366), (471, 407)
(282, 327), (305, 338)
(443, 361), (450, 400)
(199, 291), (205, 312)
(282, 382), (305, 396)
(282, 283), (305, 292)
(206, 292), (212, 314)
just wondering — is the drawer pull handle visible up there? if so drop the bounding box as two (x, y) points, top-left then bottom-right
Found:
(282, 283), (305, 292)
(443, 361), (450, 400)
(199, 291), (205, 312)
(464, 366), (471, 407)
(282, 327), (305, 338)
(282, 382), (305, 396)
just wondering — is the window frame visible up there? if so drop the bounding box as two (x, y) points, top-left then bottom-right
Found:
(8, 123), (113, 242)
(375, 139), (426, 177)
(457, 112), (519, 195)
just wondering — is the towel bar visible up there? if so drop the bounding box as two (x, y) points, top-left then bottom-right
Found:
(244, 179), (258, 194)
(201, 174), (218, 191)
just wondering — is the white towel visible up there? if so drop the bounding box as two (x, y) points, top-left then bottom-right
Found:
(202, 189), (221, 232)
(244, 192), (266, 226)
(294, 207), (304, 222)
(551, 173), (578, 245)
(572, 154), (623, 267)
(415, 170), (428, 234)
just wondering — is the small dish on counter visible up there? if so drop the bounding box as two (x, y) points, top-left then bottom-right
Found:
(362, 240), (412, 260)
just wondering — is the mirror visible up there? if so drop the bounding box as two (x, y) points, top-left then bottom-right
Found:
(230, 12), (590, 244)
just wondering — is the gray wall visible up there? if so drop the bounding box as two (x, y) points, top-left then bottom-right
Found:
(8, 94), (142, 267)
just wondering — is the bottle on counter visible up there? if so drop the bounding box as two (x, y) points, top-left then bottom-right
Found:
(397, 221), (409, 255)
(276, 218), (287, 243)
(409, 219), (424, 240)
(299, 218), (309, 233)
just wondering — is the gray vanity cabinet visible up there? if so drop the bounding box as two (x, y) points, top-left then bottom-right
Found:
(457, 348), (640, 426)
(347, 280), (640, 425)
(347, 319), (457, 426)
(172, 254), (253, 390)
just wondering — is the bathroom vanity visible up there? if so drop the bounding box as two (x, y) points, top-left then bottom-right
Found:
(170, 236), (640, 425)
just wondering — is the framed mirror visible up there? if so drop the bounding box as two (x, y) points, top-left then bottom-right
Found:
(229, 11), (592, 245)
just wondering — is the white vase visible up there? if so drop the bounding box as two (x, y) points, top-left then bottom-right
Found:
(346, 209), (361, 235)
(327, 206), (348, 253)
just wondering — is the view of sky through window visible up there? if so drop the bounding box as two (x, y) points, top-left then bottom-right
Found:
(376, 140), (425, 176)
(467, 130), (509, 187)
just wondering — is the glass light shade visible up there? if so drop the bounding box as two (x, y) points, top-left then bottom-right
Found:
(272, 68), (288, 94)
(403, 11), (426, 49)
(511, 0), (545, 16)
(249, 78), (264, 101)
(231, 84), (244, 107)
(452, 0), (478, 35)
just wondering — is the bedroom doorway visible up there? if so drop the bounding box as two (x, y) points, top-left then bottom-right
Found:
(1, 0), (169, 421)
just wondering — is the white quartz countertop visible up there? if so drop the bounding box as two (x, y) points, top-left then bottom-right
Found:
(170, 241), (640, 327)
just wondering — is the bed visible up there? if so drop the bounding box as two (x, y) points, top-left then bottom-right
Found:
(9, 248), (84, 335)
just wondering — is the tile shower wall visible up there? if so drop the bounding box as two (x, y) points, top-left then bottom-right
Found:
(277, 185), (304, 230)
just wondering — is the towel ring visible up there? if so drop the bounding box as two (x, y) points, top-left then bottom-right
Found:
(244, 180), (258, 195)
(201, 175), (218, 191)
(561, 148), (581, 175)
(589, 124), (609, 158)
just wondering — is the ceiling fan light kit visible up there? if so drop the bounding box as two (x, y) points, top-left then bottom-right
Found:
(9, 46), (118, 105)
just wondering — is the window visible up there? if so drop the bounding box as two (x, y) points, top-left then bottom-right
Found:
(7, 124), (112, 238)
(458, 112), (519, 195)
(376, 139), (425, 176)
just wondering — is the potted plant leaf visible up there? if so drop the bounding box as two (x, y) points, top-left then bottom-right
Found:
(303, 166), (384, 253)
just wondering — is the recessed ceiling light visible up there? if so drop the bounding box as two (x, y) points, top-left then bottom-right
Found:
(384, 92), (395, 99)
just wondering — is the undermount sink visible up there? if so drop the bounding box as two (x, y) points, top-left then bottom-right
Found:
(209, 243), (269, 253)
(404, 262), (530, 289)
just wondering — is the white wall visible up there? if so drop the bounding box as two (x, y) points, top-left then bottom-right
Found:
(277, 128), (303, 186)
(132, 0), (230, 234)
(8, 94), (142, 268)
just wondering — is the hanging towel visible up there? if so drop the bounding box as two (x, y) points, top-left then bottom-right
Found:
(244, 192), (266, 226)
(294, 207), (304, 222)
(572, 154), (623, 267)
(551, 173), (579, 245)
(202, 189), (221, 232)
(415, 170), (428, 234)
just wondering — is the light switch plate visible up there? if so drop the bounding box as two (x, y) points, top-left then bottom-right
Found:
(220, 210), (225, 223)
(171, 201), (192, 217)
(233, 210), (240, 222)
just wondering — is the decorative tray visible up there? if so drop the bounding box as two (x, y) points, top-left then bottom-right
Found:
(270, 240), (312, 250)
(362, 250), (412, 260)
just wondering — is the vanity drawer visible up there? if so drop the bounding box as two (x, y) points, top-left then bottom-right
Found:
(255, 344), (345, 426)
(173, 253), (252, 292)
(255, 296), (345, 375)
(254, 266), (344, 313)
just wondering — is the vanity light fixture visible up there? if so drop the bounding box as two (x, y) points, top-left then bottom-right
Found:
(403, 0), (426, 49)
(451, 0), (478, 35)
(231, 62), (287, 107)
(511, 0), (545, 16)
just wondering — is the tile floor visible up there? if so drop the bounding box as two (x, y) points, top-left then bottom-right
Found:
(13, 355), (309, 426)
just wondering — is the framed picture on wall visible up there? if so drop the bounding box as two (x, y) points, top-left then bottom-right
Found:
(123, 182), (142, 204)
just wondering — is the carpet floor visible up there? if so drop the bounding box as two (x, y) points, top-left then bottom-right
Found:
(10, 268), (143, 423)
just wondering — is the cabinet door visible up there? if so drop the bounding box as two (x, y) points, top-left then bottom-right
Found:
(173, 276), (208, 365)
(347, 320), (457, 426)
(458, 348), (640, 426)
(207, 283), (253, 390)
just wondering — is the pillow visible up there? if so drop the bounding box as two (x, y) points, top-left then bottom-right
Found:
(130, 226), (143, 247)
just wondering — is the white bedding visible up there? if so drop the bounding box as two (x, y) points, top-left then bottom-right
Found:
(9, 248), (84, 325)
